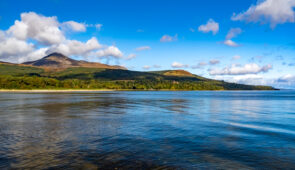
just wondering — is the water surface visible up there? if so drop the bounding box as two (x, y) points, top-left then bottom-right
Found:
(0, 91), (295, 169)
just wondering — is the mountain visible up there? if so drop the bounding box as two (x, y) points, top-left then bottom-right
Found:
(151, 70), (195, 77)
(23, 52), (126, 70)
(0, 53), (277, 90)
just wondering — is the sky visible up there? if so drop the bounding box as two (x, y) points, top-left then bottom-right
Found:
(0, 0), (295, 89)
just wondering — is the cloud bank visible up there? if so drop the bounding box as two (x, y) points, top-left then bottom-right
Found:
(0, 12), (123, 63)
(171, 62), (188, 68)
(232, 0), (295, 28)
(209, 63), (272, 75)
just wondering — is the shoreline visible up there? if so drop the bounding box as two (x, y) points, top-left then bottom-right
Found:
(0, 89), (281, 93)
(0, 89), (115, 93)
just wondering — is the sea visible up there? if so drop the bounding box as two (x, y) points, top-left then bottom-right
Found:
(0, 91), (295, 169)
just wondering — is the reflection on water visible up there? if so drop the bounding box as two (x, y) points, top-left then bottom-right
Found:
(0, 91), (295, 169)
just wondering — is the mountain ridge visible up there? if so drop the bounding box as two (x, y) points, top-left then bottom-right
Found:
(22, 52), (126, 70)
(0, 53), (277, 90)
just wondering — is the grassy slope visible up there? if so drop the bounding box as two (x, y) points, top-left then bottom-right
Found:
(0, 64), (44, 76)
(0, 64), (276, 90)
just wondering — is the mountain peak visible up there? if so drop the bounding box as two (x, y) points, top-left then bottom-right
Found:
(44, 52), (68, 59)
(163, 70), (194, 77)
(22, 52), (126, 70)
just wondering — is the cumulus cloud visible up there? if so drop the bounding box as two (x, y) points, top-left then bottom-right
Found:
(209, 63), (272, 75)
(223, 39), (239, 47)
(171, 62), (188, 68)
(0, 37), (34, 57)
(198, 19), (219, 35)
(160, 34), (178, 42)
(23, 48), (48, 63)
(94, 46), (123, 59)
(0, 12), (124, 63)
(226, 28), (242, 40)
(47, 37), (102, 56)
(63, 21), (86, 32)
(231, 0), (295, 28)
(7, 12), (65, 45)
(0, 31), (5, 41)
(136, 46), (151, 51)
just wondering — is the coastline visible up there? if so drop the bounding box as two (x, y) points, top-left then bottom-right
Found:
(0, 89), (115, 93)
(0, 89), (280, 93)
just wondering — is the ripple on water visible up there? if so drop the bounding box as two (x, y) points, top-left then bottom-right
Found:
(0, 91), (295, 169)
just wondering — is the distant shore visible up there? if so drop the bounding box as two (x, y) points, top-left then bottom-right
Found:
(0, 89), (115, 93)
(0, 89), (280, 93)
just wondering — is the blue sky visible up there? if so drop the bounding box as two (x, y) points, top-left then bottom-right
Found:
(0, 0), (295, 88)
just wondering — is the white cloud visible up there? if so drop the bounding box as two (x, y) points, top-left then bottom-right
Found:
(230, 75), (266, 85)
(63, 21), (86, 32)
(171, 62), (188, 68)
(47, 37), (102, 56)
(223, 39), (239, 47)
(7, 20), (28, 40)
(278, 74), (295, 82)
(226, 28), (242, 40)
(0, 37), (34, 57)
(142, 65), (161, 70)
(136, 46), (151, 51)
(214, 74), (295, 89)
(126, 53), (136, 60)
(0, 12), (125, 63)
(95, 24), (103, 30)
(232, 55), (241, 60)
(25, 48), (48, 62)
(160, 34), (178, 42)
(209, 63), (272, 75)
(231, 0), (295, 28)
(94, 46), (123, 59)
(191, 62), (207, 69)
(222, 28), (242, 47)
(143, 65), (151, 70)
(213, 74), (272, 86)
(0, 31), (5, 41)
(153, 64), (161, 68)
(273, 74), (295, 89)
(209, 59), (220, 65)
(198, 19), (219, 35)
(7, 12), (65, 45)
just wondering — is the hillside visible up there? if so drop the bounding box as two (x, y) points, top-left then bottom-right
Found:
(23, 53), (126, 70)
(0, 53), (276, 90)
